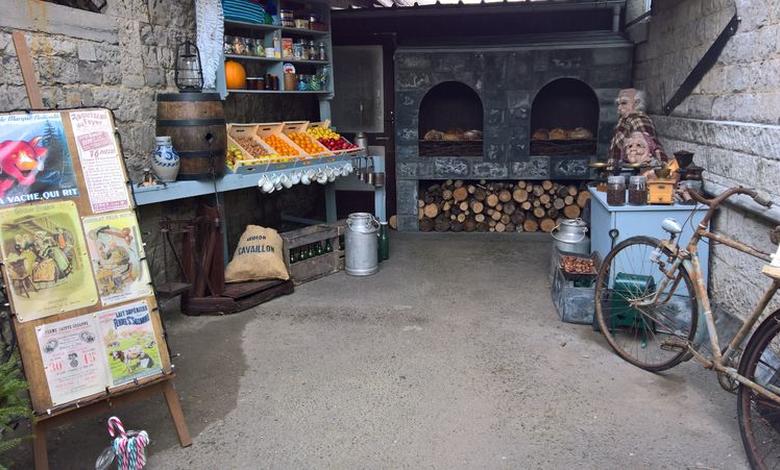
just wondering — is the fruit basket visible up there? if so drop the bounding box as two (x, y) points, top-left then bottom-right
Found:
(559, 252), (601, 284)
(306, 121), (363, 155)
(226, 124), (291, 172)
(254, 123), (308, 159)
(282, 121), (334, 158)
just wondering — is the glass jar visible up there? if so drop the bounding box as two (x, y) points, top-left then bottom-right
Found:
(308, 40), (316, 60)
(293, 42), (304, 60)
(318, 42), (326, 61)
(628, 175), (648, 206)
(607, 175), (626, 206)
(254, 39), (265, 56)
(232, 36), (247, 55)
(224, 35), (234, 54)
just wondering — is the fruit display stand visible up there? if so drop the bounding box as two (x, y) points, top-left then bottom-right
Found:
(281, 121), (334, 157)
(307, 120), (363, 155)
(226, 124), (282, 173)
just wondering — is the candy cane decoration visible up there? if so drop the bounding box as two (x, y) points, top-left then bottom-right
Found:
(107, 416), (150, 470)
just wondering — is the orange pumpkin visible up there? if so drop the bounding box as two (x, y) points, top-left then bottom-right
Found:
(225, 60), (246, 89)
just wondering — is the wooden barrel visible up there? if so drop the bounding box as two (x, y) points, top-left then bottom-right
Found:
(156, 93), (227, 180)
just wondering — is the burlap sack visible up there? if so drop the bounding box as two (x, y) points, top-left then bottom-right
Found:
(224, 225), (289, 283)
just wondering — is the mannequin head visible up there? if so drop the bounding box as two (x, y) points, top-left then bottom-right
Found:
(616, 88), (647, 118)
(624, 131), (655, 164)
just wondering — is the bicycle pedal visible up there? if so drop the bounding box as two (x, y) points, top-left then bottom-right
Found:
(660, 337), (689, 352)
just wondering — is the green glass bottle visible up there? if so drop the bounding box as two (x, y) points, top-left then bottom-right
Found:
(315, 241), (323, 256)
(325, 239), (333, 253)
(378, 221), (389, 261)
(307, 244), (315, 259)
(289, 249), (296, 264)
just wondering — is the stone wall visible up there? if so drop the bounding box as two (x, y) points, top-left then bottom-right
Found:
(0, 0), (324, 286)
(0, 0), (195, 178)
(634, 0), (780, 319)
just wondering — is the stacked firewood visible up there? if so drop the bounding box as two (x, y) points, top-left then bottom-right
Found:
(418, 180), (590, 233)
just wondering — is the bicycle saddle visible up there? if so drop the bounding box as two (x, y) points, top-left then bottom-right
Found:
(662, 218), (683, 235)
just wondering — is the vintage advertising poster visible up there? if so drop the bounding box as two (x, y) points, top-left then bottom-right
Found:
(0, 112), (80, 206)
(97, 300), (162, 387)
(36, 315), (108, 405)
(82, 211), (153, 306)
(0, 200), (98, 321)
(69, 110), (131, 213)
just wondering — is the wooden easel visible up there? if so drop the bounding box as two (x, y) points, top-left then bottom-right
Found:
(11, 31), (192, 470)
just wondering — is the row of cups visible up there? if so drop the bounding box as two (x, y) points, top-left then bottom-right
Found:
(257, 162), (354, 193)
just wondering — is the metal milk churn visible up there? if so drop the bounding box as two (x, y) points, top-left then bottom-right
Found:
(345, 212), (380, 276)
(551, 218), (590, 255)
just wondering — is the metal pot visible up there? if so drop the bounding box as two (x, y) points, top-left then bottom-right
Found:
(345, 212), (380, 276)
(551, 218), (590, 255)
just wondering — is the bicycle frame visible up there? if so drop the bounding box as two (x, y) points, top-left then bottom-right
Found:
(638, 188), (780, 403)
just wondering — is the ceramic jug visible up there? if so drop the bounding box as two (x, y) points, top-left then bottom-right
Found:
(152, 136), (180, 182)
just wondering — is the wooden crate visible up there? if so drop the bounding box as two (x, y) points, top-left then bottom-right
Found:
(281, 224), (340, 285)
(282, 121), (334, 157)
(255, 122), (309, 158)
(325, 219), (347, 271)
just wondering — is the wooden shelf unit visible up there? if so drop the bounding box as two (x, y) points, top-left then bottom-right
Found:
(219, 0), (334, 96)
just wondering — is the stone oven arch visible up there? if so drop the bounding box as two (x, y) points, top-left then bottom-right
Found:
(530, 77), (599, 156)
(418, 81), (484, 157)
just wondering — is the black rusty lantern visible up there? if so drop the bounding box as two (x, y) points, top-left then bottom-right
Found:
(175, 40), (203, 92)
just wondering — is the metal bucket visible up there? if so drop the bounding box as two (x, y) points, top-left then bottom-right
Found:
(345, 212), (380, 276)
(551, 218), (590, 255)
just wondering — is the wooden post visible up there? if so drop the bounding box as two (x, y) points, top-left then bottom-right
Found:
(32, 422), (48, 470)
(11, 31), (43, 108)
(162, 380), (192, 447)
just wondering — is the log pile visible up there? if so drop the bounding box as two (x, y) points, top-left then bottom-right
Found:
(418, 180), (590, 233)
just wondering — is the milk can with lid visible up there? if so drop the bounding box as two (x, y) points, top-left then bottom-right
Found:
(345, 212), (380, 276)
(551, 218), (590, 255)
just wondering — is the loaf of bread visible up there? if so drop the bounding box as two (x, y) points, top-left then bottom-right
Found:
(463, 129), (483, 141)
(532, 129), (549, 141)
(548, 128), (567, 140)
(443, 128), (465, 141)
(567, 127), (594, 140)
(424, 129), (444, 141)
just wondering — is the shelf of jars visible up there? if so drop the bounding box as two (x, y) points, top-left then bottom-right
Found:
(219, 0), (333, 97)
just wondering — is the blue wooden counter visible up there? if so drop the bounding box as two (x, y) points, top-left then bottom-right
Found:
(589, 187), (710, 284)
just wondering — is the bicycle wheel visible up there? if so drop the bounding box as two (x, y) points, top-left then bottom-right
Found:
(594, 236), (698, 371)
(738, 309), (780, 469)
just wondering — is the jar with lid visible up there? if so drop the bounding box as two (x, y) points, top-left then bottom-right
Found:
(293, 42), (304, 60)
(224, 35), (235, 54)
(318, 42), (326, 61)
(607, 175), (626, 206)
(308, 40), (316, 61)
(232, 36), (247, 55)
(628, 175), (648, 205)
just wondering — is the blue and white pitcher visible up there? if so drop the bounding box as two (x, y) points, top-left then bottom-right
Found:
(152, 136), (180, 182)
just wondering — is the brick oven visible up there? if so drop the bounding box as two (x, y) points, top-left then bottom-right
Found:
(394, 36), (633, 231)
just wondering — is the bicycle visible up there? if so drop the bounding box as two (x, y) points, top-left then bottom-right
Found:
(593, 186), (780, 469)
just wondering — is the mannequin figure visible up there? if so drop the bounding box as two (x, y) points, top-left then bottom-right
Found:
(608, 88), (667, 168)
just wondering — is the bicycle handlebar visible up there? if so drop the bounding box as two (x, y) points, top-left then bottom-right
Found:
(687, 186), (773, 209)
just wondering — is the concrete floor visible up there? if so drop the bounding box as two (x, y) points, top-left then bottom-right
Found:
(13, 233), (747, 469)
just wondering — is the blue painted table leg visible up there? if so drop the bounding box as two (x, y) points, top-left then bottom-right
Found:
(325, 183), (337, 224)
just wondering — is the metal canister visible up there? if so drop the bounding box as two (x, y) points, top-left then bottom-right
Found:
(345, 212), (380, 276)
(551, 218), (590, 255)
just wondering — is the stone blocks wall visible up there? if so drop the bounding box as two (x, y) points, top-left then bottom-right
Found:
(634, 0), (780, 318)
(0, 0), (195, 179)
(0, 1), (325, 286)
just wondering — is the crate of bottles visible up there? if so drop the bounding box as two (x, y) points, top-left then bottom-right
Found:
(282, 224), (340, 285)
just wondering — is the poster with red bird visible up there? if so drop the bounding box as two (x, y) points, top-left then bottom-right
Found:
(0, 113), (80, 207)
